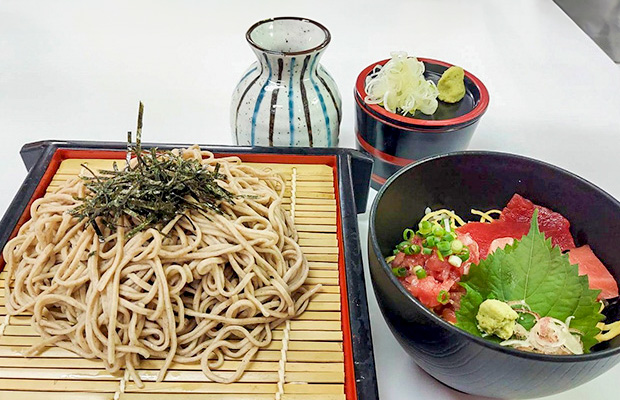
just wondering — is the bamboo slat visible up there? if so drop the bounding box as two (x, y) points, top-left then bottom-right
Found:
(299, 237), (339, 246)
(0, 357), (345, 372)
(0, 391), (347, 400)
(0, 157), (347, 399)
(0, 302), (344, 316)
(0, 318), (342, 335)
(0, 392), (346, 400)
(0, 337), (343, 352)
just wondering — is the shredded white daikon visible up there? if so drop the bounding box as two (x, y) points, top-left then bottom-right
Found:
(501, 315), (584, 355)
(364, 51), (439, 116)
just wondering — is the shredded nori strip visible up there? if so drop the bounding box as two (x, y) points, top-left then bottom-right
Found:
(70, 102), (235, 239)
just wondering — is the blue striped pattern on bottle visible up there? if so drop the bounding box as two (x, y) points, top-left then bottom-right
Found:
(316, 68), (341, 123)
(250, 54), (272, 146)
(288, 58), (296, 146)
(267, 58), (284, 146)
(231, 50), (341, 147)
(233, 66), (262, 144)
(299, 55), (313, 147)
(309, 54), (332, 146)
(235, 66), (258, 92)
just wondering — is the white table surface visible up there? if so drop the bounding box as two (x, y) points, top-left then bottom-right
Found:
(1, 1), (619, 399)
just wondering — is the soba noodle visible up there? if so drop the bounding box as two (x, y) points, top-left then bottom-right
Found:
(2, 146), (319, 386)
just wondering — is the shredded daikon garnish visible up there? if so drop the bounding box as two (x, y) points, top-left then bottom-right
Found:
(500, 315), (584, 355)
(364, 51), (439, 116)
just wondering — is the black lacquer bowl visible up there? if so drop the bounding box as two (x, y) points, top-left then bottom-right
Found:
(355, 58), (489, 189)
(368, 152), (620, 398)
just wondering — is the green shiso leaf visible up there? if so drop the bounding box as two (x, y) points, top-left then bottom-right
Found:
(455, 210), (604, 352)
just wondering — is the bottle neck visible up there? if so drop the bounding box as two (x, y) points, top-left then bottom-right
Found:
(253, 50), (324, 83)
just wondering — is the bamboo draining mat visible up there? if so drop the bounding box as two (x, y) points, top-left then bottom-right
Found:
(0, 158), (346, 400)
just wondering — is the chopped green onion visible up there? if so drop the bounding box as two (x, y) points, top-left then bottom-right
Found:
(451, 239), (463, 253)
(422, 247), (432, 255)
(418, 220), (432, 235)
(448, 255), (462, 268)
(413, 265), (427, 279)
(392, 267), (408, 278)
(443, 232), (456, 242)
(424, 237), (437, 247)
(437, 290), (450, 305)
(397, 241), (410, 251)
(437, 251), (444, 261)
(385, 255), (396, 264)
(437, 241), (452, 256)
(404, 244), (421, 255)
(393, 249), (400, 255)
(403, 228), (415, 241)
(436, 241), (449, 251)
(458, 247), (470, 262)
(432, 225), (445, 237)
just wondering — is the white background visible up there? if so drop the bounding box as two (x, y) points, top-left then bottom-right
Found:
(1, 1), (620, 399)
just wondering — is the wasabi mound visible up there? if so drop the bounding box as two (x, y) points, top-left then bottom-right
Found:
(438, 66), (466, 103)
(476, 299), (518, 340)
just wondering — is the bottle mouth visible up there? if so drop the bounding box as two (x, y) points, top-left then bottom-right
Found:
(246, 17), (331, 56)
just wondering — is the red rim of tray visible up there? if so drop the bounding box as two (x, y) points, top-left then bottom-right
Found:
(3, 148), (358, 400)
(355, 57), (490, 127)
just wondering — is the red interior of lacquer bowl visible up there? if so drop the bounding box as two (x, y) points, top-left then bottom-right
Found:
(2, 148), (357, 400)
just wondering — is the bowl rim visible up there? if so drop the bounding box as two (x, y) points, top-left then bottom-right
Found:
(369, 150), (620, 362)
(246, 16), (331, 56)
(353, 92), (479, 133)
(356, 57), (490, 127)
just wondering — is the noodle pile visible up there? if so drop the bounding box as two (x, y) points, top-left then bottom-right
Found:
(2, 147), (318, 385)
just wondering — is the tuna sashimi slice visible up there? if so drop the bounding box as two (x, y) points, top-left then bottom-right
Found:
(489, 237), (515, 254)
(456, 221), (529, 259)
(568, 245), (618, 300)
(500, 194), (576, 251)
(456, 194), (577, 258)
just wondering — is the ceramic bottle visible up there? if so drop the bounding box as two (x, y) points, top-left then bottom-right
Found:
(230, 17), (341, 147)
